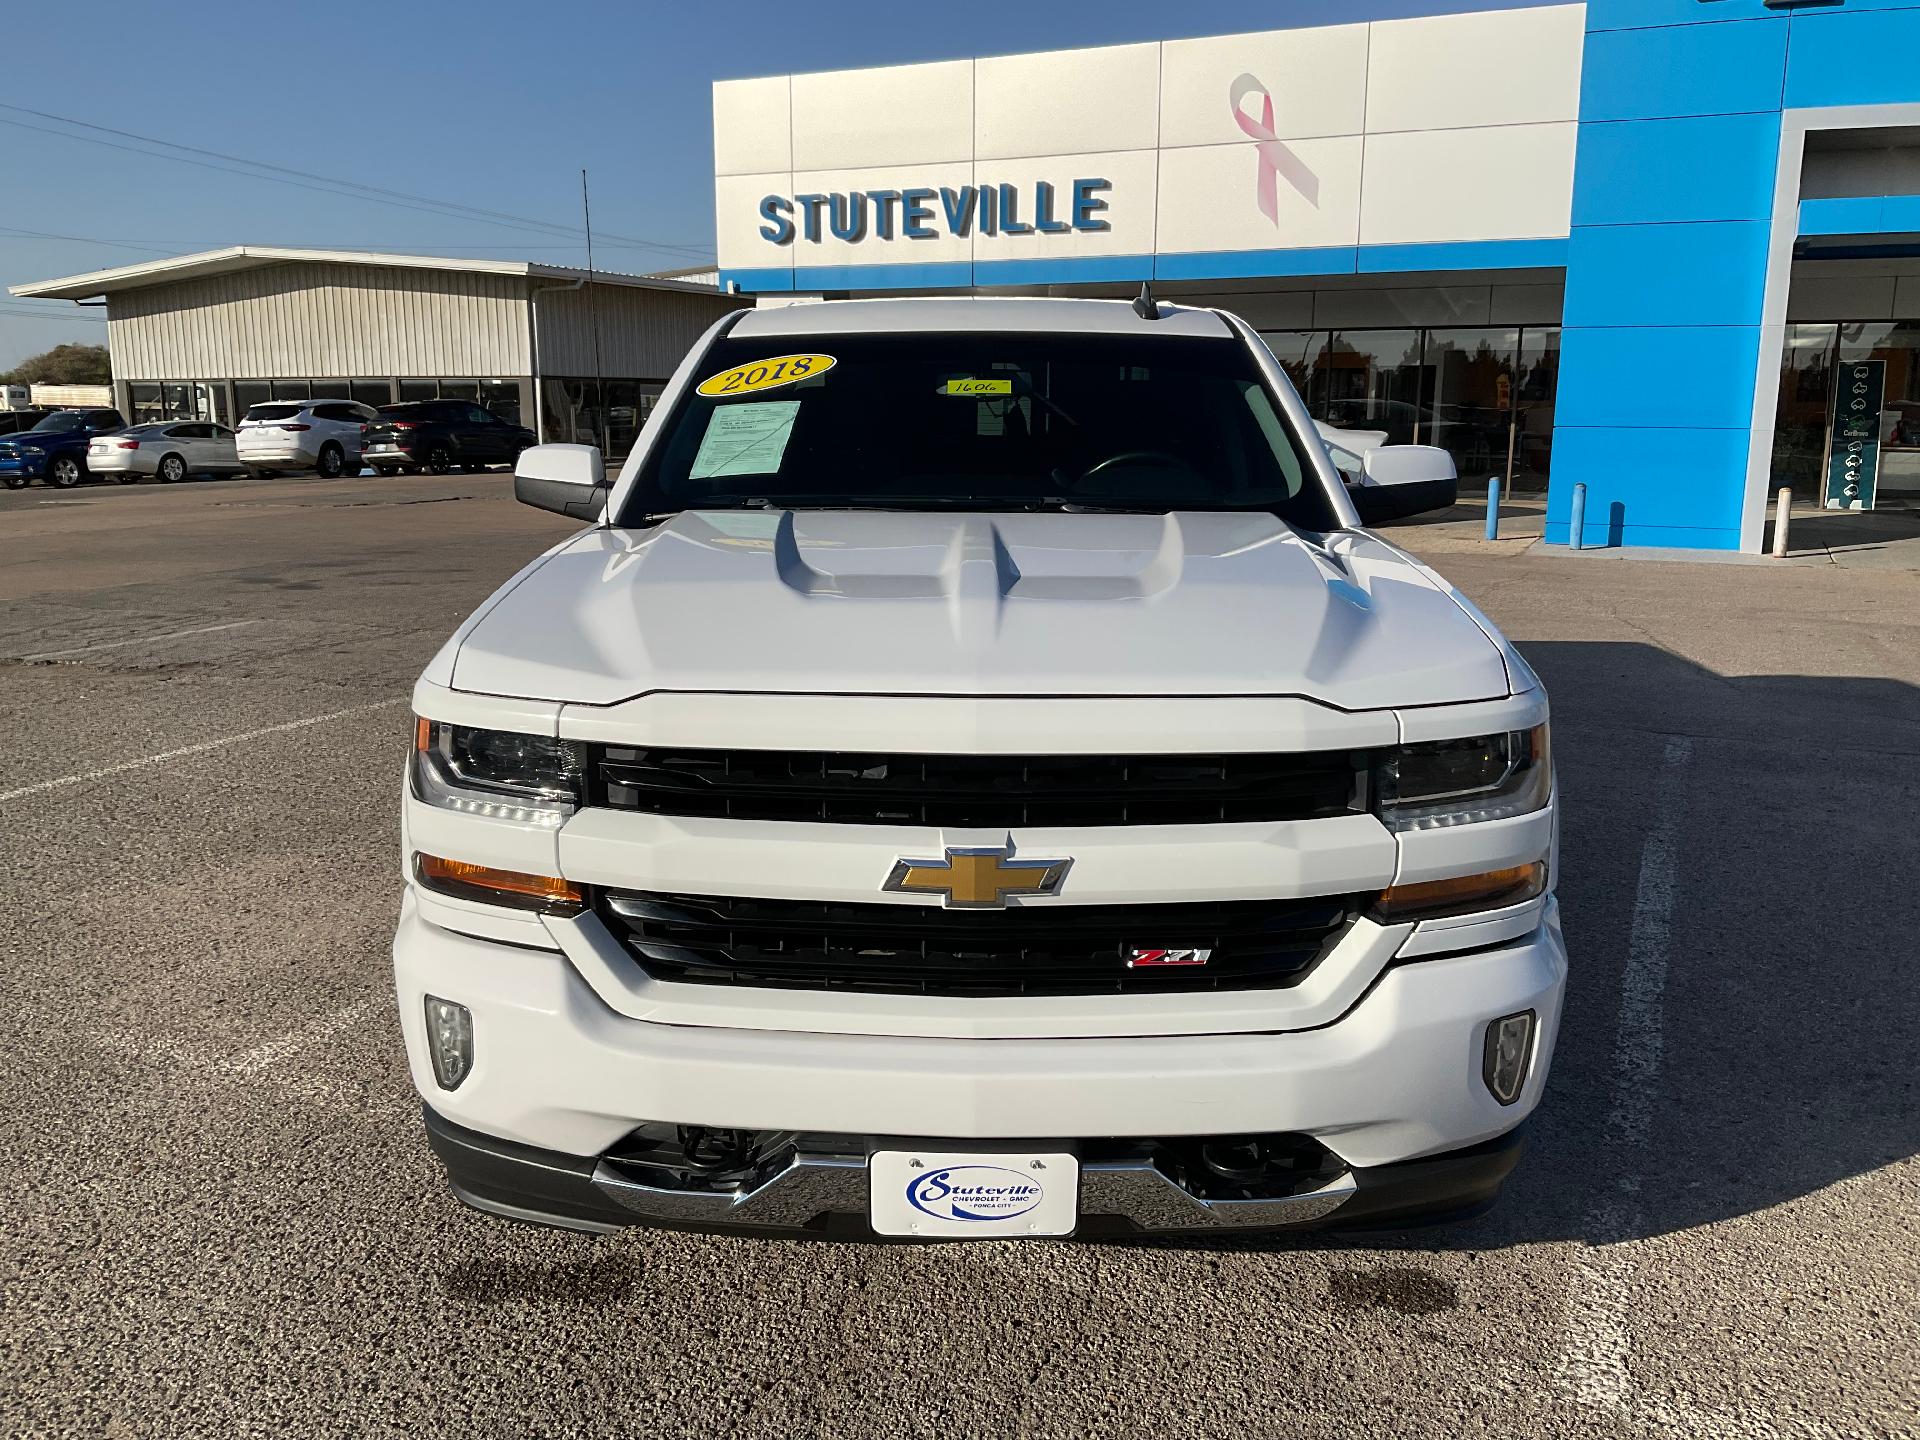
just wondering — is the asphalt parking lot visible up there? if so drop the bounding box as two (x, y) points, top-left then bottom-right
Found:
(2, 471), (1915, 1439)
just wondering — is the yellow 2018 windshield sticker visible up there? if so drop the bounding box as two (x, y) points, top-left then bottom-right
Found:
(941, 378), (1013, 396)
(696, 353), (835, 398)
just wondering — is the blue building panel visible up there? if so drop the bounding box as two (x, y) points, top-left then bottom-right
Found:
(973, 255), (1154, 286)
(1544, 519), (1748, 550)
(1555, 326), (1764, 432)
(719, 268), (795, 294)
(1153, 248), (1357, 282)
(1544, 425), (1753, 550)
(1799, 193), (1920, 236)
(1572, 113), (1781, 227)
(1562, 220), (1772, 329)
(1583, 0), (1787, 32)
(1785, 7), (1920, 108)
(794, 261), (976, 291)
(1579, 20), (1788, 123)
(1355, 239), (1569, 273)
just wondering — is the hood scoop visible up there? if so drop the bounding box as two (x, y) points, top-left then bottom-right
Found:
(769, 510), (1191, 649)
(769, 509), (1187, 602)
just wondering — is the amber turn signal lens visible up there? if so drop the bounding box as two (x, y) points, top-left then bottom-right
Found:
(414, 715), (432, 751)
(1373, 862), (1546, 923)
(414, 853), (583, 912)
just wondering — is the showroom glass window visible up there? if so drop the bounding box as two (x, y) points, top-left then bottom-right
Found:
(542, 377), (664, 457)
(1261, 327), (1562, 492)
(1770, 320), (1920, 504)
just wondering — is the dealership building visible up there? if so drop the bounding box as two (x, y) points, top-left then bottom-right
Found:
(10, 248), (742, 456)
(713, 0), (1920, 551)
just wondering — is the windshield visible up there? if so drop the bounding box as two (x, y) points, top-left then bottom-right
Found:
(621, 331), (1337, 529)
(30, 411), (84, 432)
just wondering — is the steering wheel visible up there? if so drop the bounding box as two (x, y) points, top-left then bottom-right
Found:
(1077, 450), (1202, 483)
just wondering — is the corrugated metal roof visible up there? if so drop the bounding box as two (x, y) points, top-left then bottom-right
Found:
(9, 246), (722, 301)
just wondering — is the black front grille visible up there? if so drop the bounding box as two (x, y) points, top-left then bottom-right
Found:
(596, 890), (1362, 997)
(591, 746), (1366, 828)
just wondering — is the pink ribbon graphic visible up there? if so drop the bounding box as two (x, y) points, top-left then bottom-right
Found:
(1229, 73), (1319, 224)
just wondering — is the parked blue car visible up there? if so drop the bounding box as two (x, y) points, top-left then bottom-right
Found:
(0, 408), (127, 489)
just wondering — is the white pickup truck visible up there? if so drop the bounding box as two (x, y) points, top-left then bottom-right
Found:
(394, 296), (1562, 1241)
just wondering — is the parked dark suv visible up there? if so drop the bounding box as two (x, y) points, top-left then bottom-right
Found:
(0, 409), (52, 437)
(362, 401), (534, 476)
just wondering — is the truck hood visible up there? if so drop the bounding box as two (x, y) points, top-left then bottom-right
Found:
(449, 510), (1509, 709)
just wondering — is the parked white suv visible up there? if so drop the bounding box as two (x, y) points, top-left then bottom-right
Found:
(394, 297), (1562, 1241)
(236, 399), (378, 478)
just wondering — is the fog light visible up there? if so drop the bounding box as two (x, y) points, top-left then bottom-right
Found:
(424, 995), (473, 1091)
(1483, 1010), (1535, 1105)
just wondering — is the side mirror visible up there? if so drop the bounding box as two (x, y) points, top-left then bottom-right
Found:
(514, 443), (607, 520)
(1347, 444), (1458, 526)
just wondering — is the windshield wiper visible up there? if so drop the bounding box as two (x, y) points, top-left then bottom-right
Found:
(640, 496), (1197, 516)
(670, 495), (1065, 512)
(1043, 500), (1173, 514)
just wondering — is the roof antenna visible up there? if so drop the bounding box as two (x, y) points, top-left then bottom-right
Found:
(582, 168), (607, 453)
(1132, 280), (1161, 321)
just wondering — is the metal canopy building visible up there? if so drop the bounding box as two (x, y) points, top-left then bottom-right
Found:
(713, 0), (1920, 552)
(10, 247), (744, 454)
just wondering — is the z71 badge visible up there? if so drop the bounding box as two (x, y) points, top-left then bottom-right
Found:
(1126, 948), (1213, 968)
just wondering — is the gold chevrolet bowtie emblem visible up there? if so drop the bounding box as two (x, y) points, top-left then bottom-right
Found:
(883, 846), (1071, 909)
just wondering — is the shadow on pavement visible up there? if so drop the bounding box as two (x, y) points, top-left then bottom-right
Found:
(1131, 639), (1920, 1254)
(1782, 506), (1920, 557)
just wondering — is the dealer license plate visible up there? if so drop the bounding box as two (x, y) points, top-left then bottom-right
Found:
(868, 1150), (1077, 1238)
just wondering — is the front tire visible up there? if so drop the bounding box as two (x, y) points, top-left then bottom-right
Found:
(48, 454), (82, 488)
(158, 453), (187, 484)
(3, 473), (26, 490)
(316, 443), (345, 479)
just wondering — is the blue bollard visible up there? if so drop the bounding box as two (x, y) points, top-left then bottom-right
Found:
(1569, 482), (1588, 550)
(1484, 476), (1501, 540)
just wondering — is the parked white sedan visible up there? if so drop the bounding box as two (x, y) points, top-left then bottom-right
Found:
(87, 422), (246, 483)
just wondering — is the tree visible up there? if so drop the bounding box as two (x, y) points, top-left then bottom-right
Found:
(1, 343), (111, 387)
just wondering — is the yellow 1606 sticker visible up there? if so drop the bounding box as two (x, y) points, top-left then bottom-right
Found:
(696, 353), (836, 397)
(941, 378), (1013, 396)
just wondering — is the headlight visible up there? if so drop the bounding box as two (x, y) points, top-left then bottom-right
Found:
(411, 717), (584, 827)
(16, 443), (43, 455)
(1376, 723), (1550, 831)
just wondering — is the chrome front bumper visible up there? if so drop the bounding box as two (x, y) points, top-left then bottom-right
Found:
(589, 1151), (1357, 1232)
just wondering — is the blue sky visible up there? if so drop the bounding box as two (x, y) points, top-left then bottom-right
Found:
(0, 0), (1542, 370)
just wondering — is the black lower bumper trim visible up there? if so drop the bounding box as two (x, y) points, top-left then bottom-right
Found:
(1322, 1126), (1526, 1231)
(424, 1107), (637, 1234)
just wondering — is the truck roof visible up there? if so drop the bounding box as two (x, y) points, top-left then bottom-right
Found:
(729, 296), (1232, 339)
